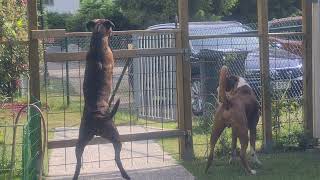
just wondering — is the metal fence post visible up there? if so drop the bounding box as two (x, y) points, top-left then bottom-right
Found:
(27, 0), (42, 178)
(177, 0), (194, 161)
(257, 0), (273, 152)
(65, 37), (70, 106)
(302, 0), (313, 138)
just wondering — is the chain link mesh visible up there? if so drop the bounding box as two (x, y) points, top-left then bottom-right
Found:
(189, 20), (304, 159)
(41, 31), (180, 174)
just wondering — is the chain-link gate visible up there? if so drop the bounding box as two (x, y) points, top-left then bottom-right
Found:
(33, 28), (188, 177)
(33, 18), (307, 179)
(0, 100), (46, 180)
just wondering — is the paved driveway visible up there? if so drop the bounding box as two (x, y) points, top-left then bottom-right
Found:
(47, 126), (194, 180)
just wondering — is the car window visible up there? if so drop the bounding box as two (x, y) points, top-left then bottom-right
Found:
(190, 37), (259, 52)
(189, 24), (259, 52)
(189, 24), (249, 36)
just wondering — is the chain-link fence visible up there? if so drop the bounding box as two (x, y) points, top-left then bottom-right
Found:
(269, 16), (302, 33)
(0, 97), (45, 180)
(1, 0), (315, 178)
(1, 19), (307, 179)
(269, 32), (304, 149)
(186, 20), (305, 160)
(40, 17), (307, 175)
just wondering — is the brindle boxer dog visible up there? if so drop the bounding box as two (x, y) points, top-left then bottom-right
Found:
(205, 66), (261, 175)
(73, 19), (130, 180)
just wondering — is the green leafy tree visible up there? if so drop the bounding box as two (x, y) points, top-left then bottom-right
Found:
(0, 0), (28, 97)
(45, 12), (72, 29)
(116, 0), (177, 29)
(66, 0), (133, 31)
(229, 0), (301, 23)
(46, 0), (302, 31)
(191, 0), (238, 21)
(268, 0), (301, 19)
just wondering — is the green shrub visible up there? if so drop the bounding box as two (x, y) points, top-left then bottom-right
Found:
(65, 0), (133, 32)
(45, 12), (72, 29)
(0, 0), (28, 97)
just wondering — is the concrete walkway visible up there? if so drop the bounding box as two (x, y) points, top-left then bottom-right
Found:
(47, 126), (194, 180)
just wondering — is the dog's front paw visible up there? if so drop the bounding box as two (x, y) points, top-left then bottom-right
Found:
(121, 172), (131, 180)
(250, 153), (262, 166)
(250, 169), (257, 175)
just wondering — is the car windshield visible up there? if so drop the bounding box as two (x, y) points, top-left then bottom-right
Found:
(189, 23), (259, 53)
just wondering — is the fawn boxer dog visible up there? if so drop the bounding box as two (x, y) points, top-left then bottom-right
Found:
(205, 66), (261, 175)
(73, 19), (130, 180)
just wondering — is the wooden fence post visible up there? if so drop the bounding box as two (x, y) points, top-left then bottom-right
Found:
(28, 1), (40, 100)
(302, 0), (313, 138)
(27, 0), (42, 177)
(257, 0), (273, 152)
(177, 0), (194, 161)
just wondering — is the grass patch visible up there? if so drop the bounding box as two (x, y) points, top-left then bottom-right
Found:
(2, 76), (311, 179)
(155, 99), (310, 180)
(182, 151), (320, 180)
(0, 123), (24, 179)
(43, 93), (178, 131)
(157, 115), (309, 179)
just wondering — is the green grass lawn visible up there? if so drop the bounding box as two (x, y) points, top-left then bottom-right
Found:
(181, 151), (320, 180)
(153, 128), (320, 180)
(43, 94), (178, 132)
(153, 113), (317, 180)
(0, 119), (24, 179)
(0, 79), (313, 179)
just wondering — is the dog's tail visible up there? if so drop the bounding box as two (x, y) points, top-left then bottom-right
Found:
(109, 98), (120, 120)
(218, 66), (228, 104)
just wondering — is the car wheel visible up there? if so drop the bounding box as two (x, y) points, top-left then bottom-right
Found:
(191, 79), (203, 116)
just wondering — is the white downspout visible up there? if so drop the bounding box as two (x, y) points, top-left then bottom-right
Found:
(312, 0), (320, 139)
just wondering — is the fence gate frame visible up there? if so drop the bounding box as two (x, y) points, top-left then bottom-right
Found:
(28, 0), (195, 169)
(36, 29), (189, 148)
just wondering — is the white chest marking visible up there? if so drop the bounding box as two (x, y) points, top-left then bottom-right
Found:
(237, 77), (250, 88)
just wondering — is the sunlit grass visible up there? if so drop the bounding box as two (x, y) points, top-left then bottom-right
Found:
(182, 151), (320, 180)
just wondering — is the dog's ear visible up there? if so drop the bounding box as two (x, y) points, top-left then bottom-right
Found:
(218, 66), (229, 103)
(109, 98), (120, 120)
(104, 19), (115, 30)
(86, 20), (96, 32)
(226, 75), (239, 92)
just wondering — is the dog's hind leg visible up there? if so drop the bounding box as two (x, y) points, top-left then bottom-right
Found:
(205, 120), (226, 173)
(238, 128), (256, 175)
(113, 140), (130, 180)
(249, 127), (262, 165)
(229, 130), (238, 164)
(101, 121), (130, 180)
(73, 128), (94, 180)
(249, 109), (261, 165)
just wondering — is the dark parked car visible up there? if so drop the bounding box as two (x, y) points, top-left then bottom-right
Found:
(148, 21), (303, 116)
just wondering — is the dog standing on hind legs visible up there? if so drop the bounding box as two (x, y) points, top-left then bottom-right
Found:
(205, 66), (261, 175)
(73, 19), (130, 180)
